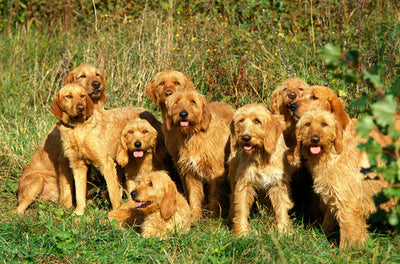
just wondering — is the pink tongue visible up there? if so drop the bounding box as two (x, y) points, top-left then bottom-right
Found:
(310, 146), (321, 154)
(180, 121), (189, 127)
(134, 201), (142, 208)
(243, 145), (253, 151)
(133, 151), (144, 158)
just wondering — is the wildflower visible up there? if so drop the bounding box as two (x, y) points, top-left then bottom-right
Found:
(105, 14), (109, 17)
(105, 20), (108, 23)
(274, 53), (278, 56)
(176, 34), (180, 37)
(188, 54), (192, 57)
(278, 33), (284, 38)
(180, 26), (182, 30)
(245, 51), (248, 54)
(191, 37), (196, 41)
(177, 11), (180, 15)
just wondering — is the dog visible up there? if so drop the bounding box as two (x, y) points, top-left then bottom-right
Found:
(11, 64), (107, 215)
(116, 118), (167, 195)
(108, 171), (191, 238)
(146, 70), (195, 122)
(164, 88), (234, 219)
(292, 109), (390, 248)
(270, 77), (309, 148)
(228, 103), (293, 236)
(50, 83), (160, 215)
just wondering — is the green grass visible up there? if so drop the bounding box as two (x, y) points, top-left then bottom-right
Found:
(1, 1), (400, 262)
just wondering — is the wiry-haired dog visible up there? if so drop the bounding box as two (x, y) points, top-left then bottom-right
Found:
(108, 171), (191, 238)
(164, 89), (234, 219)
(116, 118), (167, 195)
(228, 104), (293, 236)
(292, 109), (390, 248)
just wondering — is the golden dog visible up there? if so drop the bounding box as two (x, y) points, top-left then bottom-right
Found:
(164, 89), (234, 219)
(51, 84), (160, 215)
(116, 118), (166, 195)
(228, 104), (293, 236)
(108, 171), (191, 238)
(292, 109), (389, 248)
(11, 64), (106, 215)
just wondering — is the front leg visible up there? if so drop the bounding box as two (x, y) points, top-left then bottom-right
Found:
(268, 180), (293, 233)
(184, 175), (204, 220)
(232, 178), (256, 236)
(71, 161), (88, 215)
(100, 158), (122, 210)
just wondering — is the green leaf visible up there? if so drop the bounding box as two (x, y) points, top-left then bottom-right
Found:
(355, 115), (375, 138)
(319, 44), (342, 66)
(388, 210), (400, 226)
(383, 187), (400, 199)
(387, 77), (400, 97)
(351, 93), (370, 112)
(358, 138), (383, 166)
(363, 70), (383, 89)
(379, 162), (398, 183)
(371, 94), (397, 127)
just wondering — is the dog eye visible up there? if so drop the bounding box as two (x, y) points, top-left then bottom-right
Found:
(159, 81), (165, 86)
(96, 73), (100, 77)
(191, 100), (196, 105)
(174, 81), (181, 86)
(299, 88), (304, 91)
(254, 119), (261, 124)
(238, 119), (244, 123)
(128, 130), (134, 134)
(148, 182), (153, 187)
(305, 122), (311, 127)
(80, 95), (85, 98)
(79, 75), (86, 79)
(310, 95), (318, 100)
(143, 130), (148, 134)
(321, 122), (328, 127)
(66, 95), (73, 99)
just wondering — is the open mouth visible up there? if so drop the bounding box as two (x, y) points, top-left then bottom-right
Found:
(134, 201), (152, 209)
(243, 143), (254, 152)
(309, 145), (322, 155)
(179, 120), (189, 127)
(133, 150), (144, 158)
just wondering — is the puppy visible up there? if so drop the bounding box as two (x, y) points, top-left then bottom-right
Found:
(116, 118), (166, 195)
(292, 109), (390, 248)
(11, 64), (106, 215)
(164, 89), (234, 219)
(228, 104), (293, 236)
(108, 171), (191, 238)
(51, 84), (160, 215)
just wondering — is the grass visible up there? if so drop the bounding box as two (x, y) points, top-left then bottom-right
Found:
(1, 0), (400, 262)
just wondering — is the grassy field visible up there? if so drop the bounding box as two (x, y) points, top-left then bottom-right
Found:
(1, 0), (400, 262)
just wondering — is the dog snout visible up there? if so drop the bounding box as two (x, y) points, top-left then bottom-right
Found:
(92, 81), (100, 89)
(288, 92), (297, 100)
(76, 103), (85, 112)
(288, 103), (298, 112)
(179, 110), (189, 119)
(242, 134), (252, 142)
(311, 135), (320, 144)
(134, 141), (142, 148)
(131, 190), (138, 200)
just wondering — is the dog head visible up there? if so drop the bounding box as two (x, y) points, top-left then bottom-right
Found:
(51, 84), (94, 126)
(288, 86), (350, 130)
(116, 119), (163, 168)
(130, 171), (177, 220)
(146, 70), (195, 117)
(270, 77), (308, 116)
(231, 103), (282, 156)
(165, 89), (211, 135)
(64, 64), (107, 106)
(293, 109), (344, 162)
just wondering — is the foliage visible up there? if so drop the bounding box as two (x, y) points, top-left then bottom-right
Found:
(320, 43), (400, 231)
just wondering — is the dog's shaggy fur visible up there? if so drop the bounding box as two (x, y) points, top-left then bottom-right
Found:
(228, 104), (293, 236)
(116, 119), (166, 195)
(51, 84), (160, 215)
(108, 171), (191, 238)
(292, 109), (389, 248)
(11, 64), (107, 215)
(164, 89), (234, 219)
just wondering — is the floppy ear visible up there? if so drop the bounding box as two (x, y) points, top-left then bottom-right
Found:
(328, 93), (350, 130)
(85, 95), (94, 117)
(270, 89), (282, 114)
(229, 120), (240, 152)
(50, 91), (64, 121)
(263, 117), (281, 155)
(154, 135), (167, 163)
(160, 183), (177, 220)
(146, 79), (158, 105)
(200, 102), (212, 131)
(288, 125), (302, 168)
(184, 76), (195, 89)
(63, 71), (75, 85)
(100, 73), (107, 103)
(116, 136), (129, 168)
(165, 114), (173, 131)
(334, 121), (344, 154)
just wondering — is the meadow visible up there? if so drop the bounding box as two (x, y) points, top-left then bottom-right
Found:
(1, 0), (400, 262)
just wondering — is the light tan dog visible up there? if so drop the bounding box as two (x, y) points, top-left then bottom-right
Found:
(146, 70), (195, 122)
(51, 84), (160, 215)
(270, 77), (309, 148)
(292, 109), (389, 248)
(228, 104), (293, 236)
(11, 64), (107, 215)
(108, 171), (191, 238)
(164, 89), (234, 219)
(116, 118), (166, 195)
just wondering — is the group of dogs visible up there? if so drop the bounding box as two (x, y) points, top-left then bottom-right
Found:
(8, 64), (396, 248)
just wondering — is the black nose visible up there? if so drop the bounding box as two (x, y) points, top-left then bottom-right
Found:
(92, 81), (100, 89)
(131, 190), (138, 199)
(134, 141), (142, 148)
(311, 135), (320, 144)
(288, 92), (297, 100)
(288, 103), (298, 112)
(76, 103), (84, 112)
(179, 110), (188, 119)
(242, 134), (251, 142)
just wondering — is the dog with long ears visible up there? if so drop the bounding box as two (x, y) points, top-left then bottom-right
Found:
(164, 88), (234, 219)
(108, 171), (191, 238)
(51, 83), (160, 215)
(228, 104), (293, 236)
(292, 109), (390, 248)
(11, 64), (107, 215)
